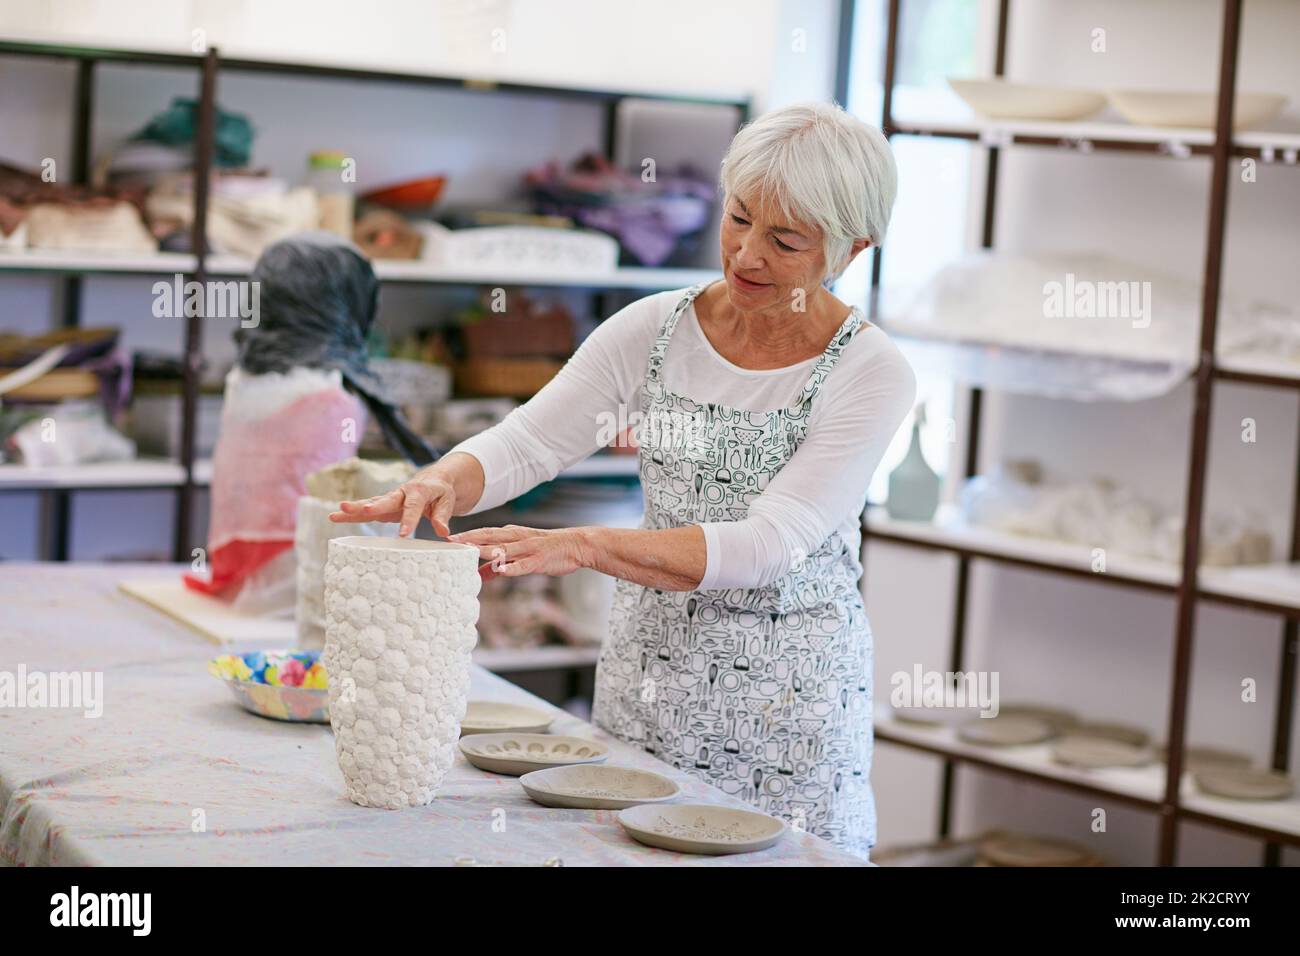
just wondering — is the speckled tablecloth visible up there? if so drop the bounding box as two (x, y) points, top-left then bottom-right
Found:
(0, 563), (865, 866)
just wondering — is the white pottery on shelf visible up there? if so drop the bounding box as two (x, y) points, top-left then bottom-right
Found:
(461, 701), (555, 736)
(617, 804), (787, 855)
(323, 536), (481, 809)
(1069, 721), (1149, 748)
(948, 78), (1107, 121)
(1051, 735), (1151, 770)
(1155, 744), (1253, 773)
(1107, 90), (1287, 130)
(980, 833), (1096, 867)
(519, 765), (681, 809)
(457, 733), (608, 775)
(957, 715), (1055, 747)
(1192, 768), (1294, 801)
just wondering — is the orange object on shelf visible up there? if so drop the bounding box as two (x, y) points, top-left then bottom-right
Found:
(360, 175), (447, 212)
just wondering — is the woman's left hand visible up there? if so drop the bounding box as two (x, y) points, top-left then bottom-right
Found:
(447, 525), (594, 580)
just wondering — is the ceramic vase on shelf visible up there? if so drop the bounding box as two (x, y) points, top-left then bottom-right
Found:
(885, 404), (941, 522)
(322, 537), (481, 809)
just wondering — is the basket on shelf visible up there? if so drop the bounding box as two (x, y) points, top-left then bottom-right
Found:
(454, 357), (564, 398)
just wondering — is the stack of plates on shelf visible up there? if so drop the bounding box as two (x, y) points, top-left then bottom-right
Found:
(978, 833), (1104, 867)
(995, 703), (1079, 734)
(890, 702), (990, 726)
(1051, 735), (1152, 770)
(874, 830), (1106, 867)
(1070, 721), (1149, 747)
(957, 714), (1055, 747)
(1154, 744), (1253, 774)
(1050, 717), (1154, 770)
(1192, 768), (1294, 801)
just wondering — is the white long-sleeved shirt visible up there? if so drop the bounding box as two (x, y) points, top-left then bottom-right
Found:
(450, 286), (917, 590)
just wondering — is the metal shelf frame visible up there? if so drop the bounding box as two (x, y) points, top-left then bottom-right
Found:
(852, 0), (1299, 866)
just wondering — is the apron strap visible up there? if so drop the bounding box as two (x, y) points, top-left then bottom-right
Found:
(791, 307), (865, 407)
(647, 281), (711, 380)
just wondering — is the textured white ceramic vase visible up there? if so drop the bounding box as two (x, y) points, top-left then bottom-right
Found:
(323, 537), (481, 809)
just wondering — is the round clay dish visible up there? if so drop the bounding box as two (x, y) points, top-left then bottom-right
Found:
(461, 701), (554, 736)
(1155, 744), (1253, 773)
(981, 833), (1092, 867)
(1192, 768), (1294, 801)
(957, 715), (1054, 747)
(458, 733), (608, 776)
(996, 703), (1078, 732)
(520, 764), (681, 810)
(618, 803), (786, 855)
(1052, 735), (1151, 769)
(1070, 721), (1149, 748)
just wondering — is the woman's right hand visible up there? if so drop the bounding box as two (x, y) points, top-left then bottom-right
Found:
(329, 472), (457, 538)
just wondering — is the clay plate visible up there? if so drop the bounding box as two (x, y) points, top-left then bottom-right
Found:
(1193, 768), (1294, 801)
(618, 803), (786, 855)
(1070, 721), (1149, 748)
(957, 715), (1054, 747)
(981, 833), (1094, 867)
(1052, 735), (1151, 769)
(520, 764), (681, 809)
(461, 701), (554, 736)
(458, 733), (607, 775)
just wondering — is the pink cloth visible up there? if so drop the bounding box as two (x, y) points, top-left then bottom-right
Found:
(185, 385), (366, 596)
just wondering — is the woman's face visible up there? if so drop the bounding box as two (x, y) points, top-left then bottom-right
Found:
(718, 191), (829, 314)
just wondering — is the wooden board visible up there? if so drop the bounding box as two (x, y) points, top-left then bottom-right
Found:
(118, 577), (296, 646)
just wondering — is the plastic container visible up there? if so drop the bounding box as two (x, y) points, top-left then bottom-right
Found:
(308, 150), (354, 238)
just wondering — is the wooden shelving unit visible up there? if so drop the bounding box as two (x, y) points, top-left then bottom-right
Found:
(0, 39), (744, 562)
(855, 0), (1300, 864)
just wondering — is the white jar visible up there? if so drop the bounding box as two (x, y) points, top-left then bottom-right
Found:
(322, 537), (481, 808)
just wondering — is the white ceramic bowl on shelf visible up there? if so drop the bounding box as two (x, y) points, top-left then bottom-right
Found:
(948, 78), (1106, 121)
(1107, 90), (1287, 130)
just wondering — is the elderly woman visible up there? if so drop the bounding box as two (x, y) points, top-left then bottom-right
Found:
(333, 102), (915, 859)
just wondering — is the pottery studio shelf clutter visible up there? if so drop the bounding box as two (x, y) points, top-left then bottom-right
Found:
(878, 704), (1300, 846)
(863, 0), (1300, 865)
(0, 38), (748, 566)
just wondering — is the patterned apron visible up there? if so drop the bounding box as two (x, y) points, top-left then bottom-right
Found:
(591, 282), (876, 858)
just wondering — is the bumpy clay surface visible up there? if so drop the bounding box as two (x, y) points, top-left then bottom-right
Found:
(322, 537), (480, 809)
(305, 456), (414, 503)
(295, 496), (388, 650)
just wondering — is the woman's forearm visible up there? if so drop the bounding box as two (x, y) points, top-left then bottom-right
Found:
(578, 525), (706, 592)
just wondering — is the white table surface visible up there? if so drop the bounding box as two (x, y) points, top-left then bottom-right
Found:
(0, 563), (864, 867)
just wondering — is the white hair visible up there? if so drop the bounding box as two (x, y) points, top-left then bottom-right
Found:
(718, 101), (898, 284)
